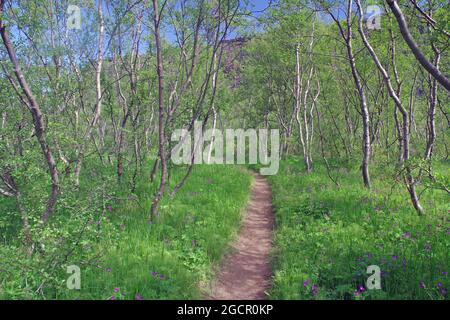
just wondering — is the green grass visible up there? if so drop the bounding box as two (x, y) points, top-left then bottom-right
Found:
(2, 157), (448, 300)
(0, 163), (253, 300)
(266, 158), (449, 300)
(65, 164), (252, 300)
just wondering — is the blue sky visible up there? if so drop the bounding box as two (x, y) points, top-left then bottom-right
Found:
(163, 0), (274, 42)
(246, 0), (272, 12)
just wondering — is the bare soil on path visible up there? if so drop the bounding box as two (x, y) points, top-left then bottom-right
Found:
(206, 173), (274, 300)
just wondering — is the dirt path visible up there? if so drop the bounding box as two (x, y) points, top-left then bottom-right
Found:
(207, 174), (274, 300)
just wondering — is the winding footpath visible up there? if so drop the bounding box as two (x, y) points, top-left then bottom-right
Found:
(207, 174), (274, 300)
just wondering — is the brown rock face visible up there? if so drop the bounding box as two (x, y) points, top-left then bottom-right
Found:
(221, 37), (250, 88)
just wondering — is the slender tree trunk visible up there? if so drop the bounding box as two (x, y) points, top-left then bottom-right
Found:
(348, 36), (370, 186)
(393, 104), (404, 162)
(327, 1), (370, 187)
(74, 1), (105, 187)
(425, 47), (440, 160)
(150, 158), (160, 183)
(302, 67), (313, 172)
(294, 44), (310, 171)
(150, 0), (168, 219)
(0, 1), (59, 222)
(207, 106), (217, 164)
(207, 52), (218, 164)
(356, 0), (423, 214)
(114, 67), (132, 183)
(307, 79), (320, 171)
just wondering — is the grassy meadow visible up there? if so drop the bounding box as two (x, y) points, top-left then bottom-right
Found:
(266, 158), (449, 300)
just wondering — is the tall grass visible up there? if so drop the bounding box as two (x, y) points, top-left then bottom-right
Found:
(267, 158), (449, 300)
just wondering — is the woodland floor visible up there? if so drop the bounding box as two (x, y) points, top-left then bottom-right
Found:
(206, 174), (274, 300)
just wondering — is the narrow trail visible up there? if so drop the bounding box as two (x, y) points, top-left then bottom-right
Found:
(207, 173), (274, 300)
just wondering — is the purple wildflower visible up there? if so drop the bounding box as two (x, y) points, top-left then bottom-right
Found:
(114, 287), (119, 293)
(151, 271), (158, 277)
(424, 243), (432, 252)
(439, 288), (447, 296)
(419, 281), (426, 289)
(392, 255), (398, 261)
(107, 206), (113, 213)
(404, 232), (411, 238)
(442, 271), (448, 276)
(111, 295), (116, 300)
(160, 274), (166, 280)
(135, 293), (142, 300)
(437, 282), (443, 288)
(303, 279), (311, 287)
(311, 284), (318, 296)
